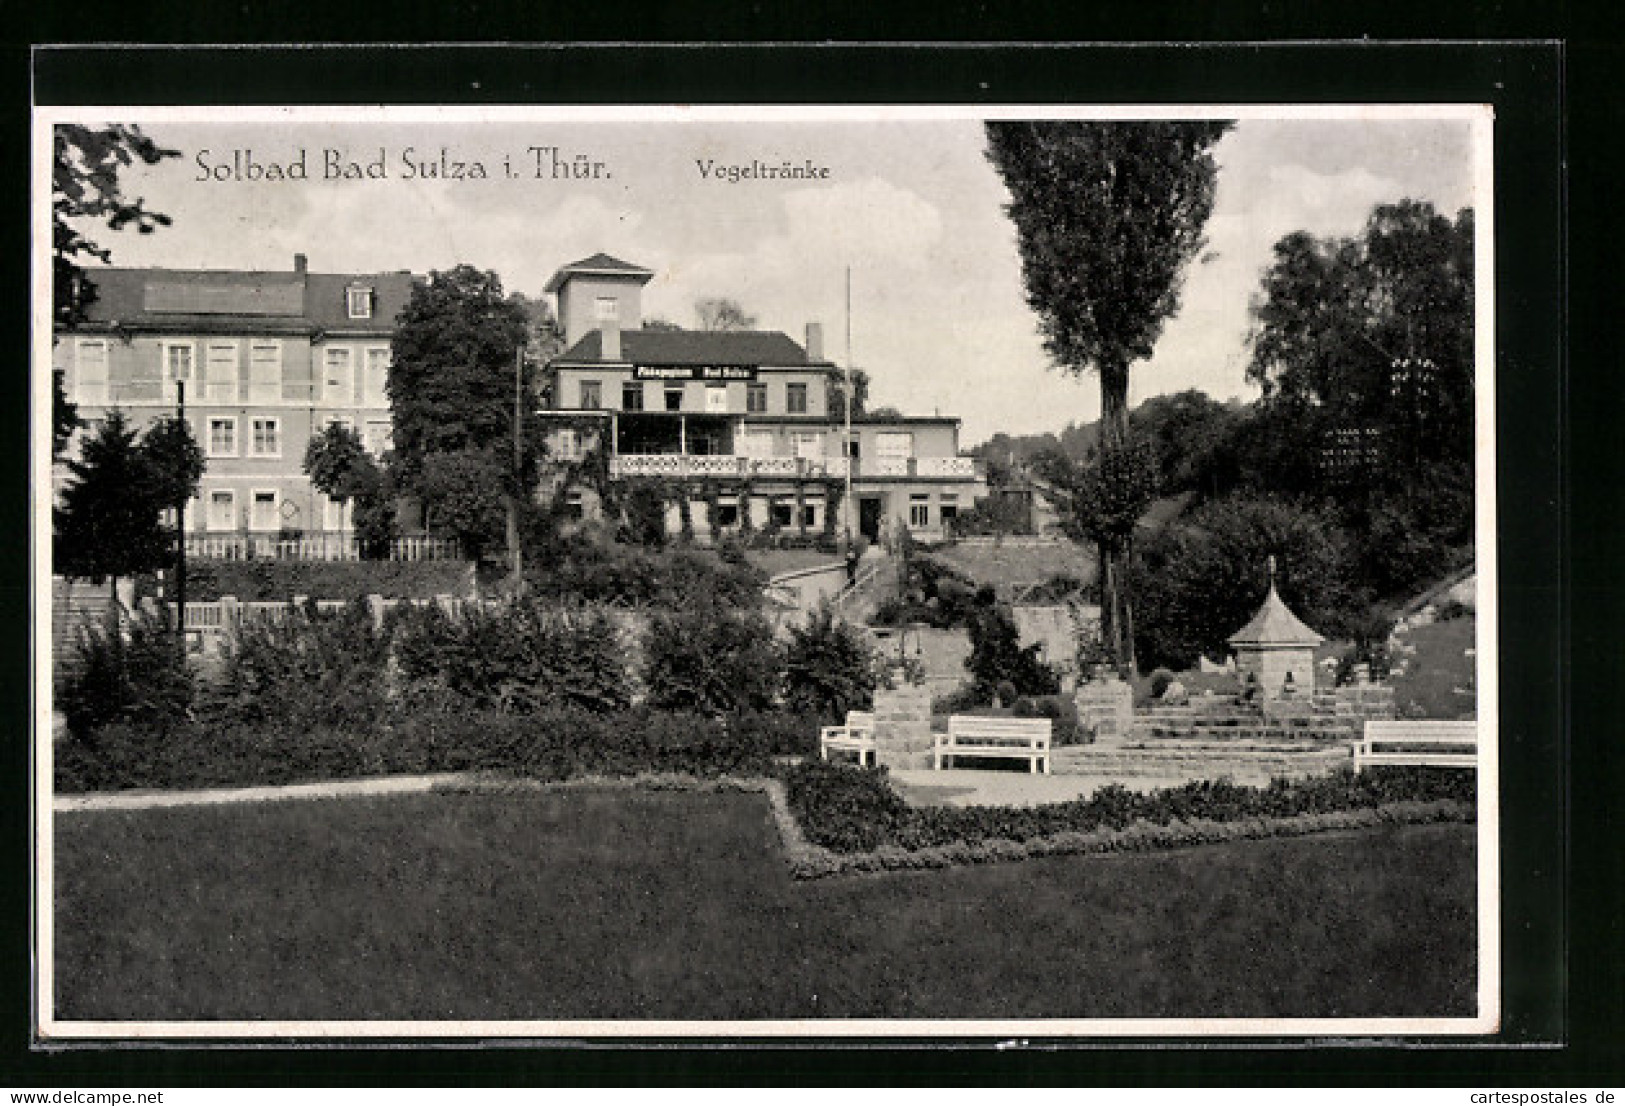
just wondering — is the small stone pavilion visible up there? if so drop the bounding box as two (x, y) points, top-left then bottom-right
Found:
(1227, 558), (1324, 700)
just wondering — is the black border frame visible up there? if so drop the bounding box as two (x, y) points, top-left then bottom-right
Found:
(16, 41), (1574, 1085)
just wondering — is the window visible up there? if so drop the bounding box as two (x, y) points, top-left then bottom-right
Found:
(793, 431), (825, 461)
(939, 493), (960, 526)
(323, 495), (352, 532)
(579, 380), (602, 409)
(250, 490), (279, 531)
(207, 417), (237, 458)
(771, 499), (793, 528)
(363, 348), (390, 405)
(563, 491), (585, 520)
(705, 384), (729, 414)
(207, 490), (236, 532)
(325, 414), (355, 432)
(202, 342), (238, 402)
(746, 383), (767, 413)
(347, 286), (373, 319)
(801, 503), (817, 528)
(786, 382), (808, 414)
(876, 431), (914, 459)
(249, 342), (281, 403)
(739, 430), (774, 458)
(75, 340), (108, 405)
(250, 417), (281, 457)
(163, 341), (195, 399)
(594, 296), (619, 322)
(554, 428), (580, 460)
(363, 420), (391, 456)
(717, 500), (740, 527)
(324, 348), (354, 404)
(621, 382), (644, 411)
(664, 387), (684, 412)
(909, 495), (931, 528)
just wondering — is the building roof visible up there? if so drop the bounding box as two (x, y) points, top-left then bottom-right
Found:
(65, 266), (417, 336)
(556, 328), (830, 368)
(542, 253), (655, 293)
(1227, 583), (1326, 648)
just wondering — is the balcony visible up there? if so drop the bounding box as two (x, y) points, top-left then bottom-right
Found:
(607, 454), (981, 480)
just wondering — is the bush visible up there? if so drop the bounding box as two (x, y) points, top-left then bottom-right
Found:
(783, 605), (878, 721)
(530, 541), (766, 609)
(391, 598), (632, 714)
(966, 596), (1059, 699)
(187, 559), (473, 602)
(57, 608), (193, 740)
(643, 601), (784, 714)
(784, 760), (910, 853)
(201, 600), (393, 732)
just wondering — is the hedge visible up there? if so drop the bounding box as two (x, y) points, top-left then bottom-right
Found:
(783, 760), (1476, 856)
(54, 707), (816, 794)
(187, 558), (475, 602)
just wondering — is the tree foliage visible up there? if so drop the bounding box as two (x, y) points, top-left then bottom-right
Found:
(1247, 200), (1475, 472)
(826, 367), (870, 420)
(984, 120), (1232, 439)
(1034, 436), (1160, 551)
(964, 593), (1060, 697)
(783, 605), (879, 721)
(53, 124), (180, 328)
(1131, 493), (1366, 671)
(388, 265), (536, 489)
(694, 297), (756, 331)
(985, 120), (1231, 672)
(642, 601), (783, 714)
(53, 369), (80, 459)
(417, 447), (510, 561)
(303, 423), (395, 558)
(54, 411), (202, 590)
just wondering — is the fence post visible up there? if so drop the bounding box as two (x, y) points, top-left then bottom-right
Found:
(368, 593), (387, 632)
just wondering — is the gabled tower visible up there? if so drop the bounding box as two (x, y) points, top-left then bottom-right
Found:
(543, 253), (655, 353)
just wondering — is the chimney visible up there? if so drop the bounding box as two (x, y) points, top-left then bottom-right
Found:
(601, 322), (621, 362)
(293, 253), (308, 274)
(805, 322), (824, 362)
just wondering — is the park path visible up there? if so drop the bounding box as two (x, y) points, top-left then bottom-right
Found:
(53, 773), (474, 814)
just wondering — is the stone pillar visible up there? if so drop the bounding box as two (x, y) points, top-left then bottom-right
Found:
(367, 593), (388, 632)
(1075, 672), (1134, 745)
(872, 685), (933, 771)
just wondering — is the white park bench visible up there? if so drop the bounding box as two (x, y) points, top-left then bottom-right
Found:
(934, 715), (1052, 775)
(819, 711), (877, 767)
(1353, 719), (1478, 773)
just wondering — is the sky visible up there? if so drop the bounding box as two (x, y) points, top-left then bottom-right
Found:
(50, 109), (1480, 446)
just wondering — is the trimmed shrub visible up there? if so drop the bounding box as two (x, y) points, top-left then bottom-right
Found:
(784, 760), (910, 853)
(391, 598), (632, 714)
(57, 608), (193, 740)
(643, 601), (783, 714)
(783, 605), (878, 721)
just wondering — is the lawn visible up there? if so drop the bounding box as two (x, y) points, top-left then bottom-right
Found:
(54, 789), (1477, 1023)
(1390, 614), (1478, 720)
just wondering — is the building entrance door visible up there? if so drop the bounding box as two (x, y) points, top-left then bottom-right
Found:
(859, 497), (883, 543)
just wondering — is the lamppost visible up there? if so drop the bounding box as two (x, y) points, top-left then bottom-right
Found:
(173, 378), (187, 655)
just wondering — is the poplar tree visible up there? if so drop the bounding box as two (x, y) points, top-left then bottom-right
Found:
(985, 120), (1231, 672)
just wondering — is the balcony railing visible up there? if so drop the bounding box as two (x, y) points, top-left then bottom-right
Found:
(183, 533), (462, 562)
(607, 454), (980, 480)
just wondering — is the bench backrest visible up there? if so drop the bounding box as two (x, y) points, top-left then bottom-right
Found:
(1363, 720), (1477, 745)
(947, 715), (1052, 743)
(845, 711), (876, 733)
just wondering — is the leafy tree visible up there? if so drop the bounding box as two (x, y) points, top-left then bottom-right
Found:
(694, 297), (756, 331)
(54, 412), (171, 599)
(1131, 492), (1366, 671)
(642, 316), (683, 332)
(417, 447), (510, 562)
(53, 124), (180, 328)
(783, 605), (878, 721)
(1129, 389), (1245, 499)
(139, 414), (205, 511)
(985, 120), (1231, 670)
(1034, 436), (1159, 669)
(304, 423), (394, 558)
(53, 369), (80, 459)
(388, 265), (537, 562)
(1247, 200), (1475, 479)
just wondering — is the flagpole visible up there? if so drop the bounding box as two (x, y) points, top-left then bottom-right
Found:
(844, 266), (853, 553)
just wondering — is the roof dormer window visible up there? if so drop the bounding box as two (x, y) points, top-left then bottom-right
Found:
(346, 286), (373, 320)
